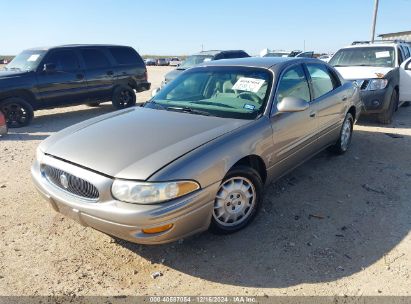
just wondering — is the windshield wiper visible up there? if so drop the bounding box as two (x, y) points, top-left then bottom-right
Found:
(167, 106), (211, 116)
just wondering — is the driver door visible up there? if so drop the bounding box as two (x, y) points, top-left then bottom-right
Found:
(400, 57), (411, 102)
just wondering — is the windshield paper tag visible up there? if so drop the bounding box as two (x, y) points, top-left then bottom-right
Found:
(244, 104), (255, 111)
(232, 77), (265, 93)
(27, 54), (40, 62)
(375, 51), (390, 58)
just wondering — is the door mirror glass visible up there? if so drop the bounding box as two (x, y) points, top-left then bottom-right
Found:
(151, 88), (160, 97)
(277, 96), (309, 112)
(43, 63), (56, 73)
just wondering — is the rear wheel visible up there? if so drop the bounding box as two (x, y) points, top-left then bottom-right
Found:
(378, 90), (398, 124)
(329, 113), (354, 155)
(112, 85), (136, 109)
(210, 166), (263, 234)
(0, 97), (34, 128)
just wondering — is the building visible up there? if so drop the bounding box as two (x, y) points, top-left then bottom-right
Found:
(378, 30), (411, 41)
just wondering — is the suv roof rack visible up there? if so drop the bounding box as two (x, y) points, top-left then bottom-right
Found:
(352, 39), (408, 45)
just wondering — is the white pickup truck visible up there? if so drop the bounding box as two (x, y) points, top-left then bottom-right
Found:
(329, 40), (411, 124)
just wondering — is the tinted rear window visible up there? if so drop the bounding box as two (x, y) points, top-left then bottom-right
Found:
(81, 49), (110, 69)
(109, 47), (143, 65)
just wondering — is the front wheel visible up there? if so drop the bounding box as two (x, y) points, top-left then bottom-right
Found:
(112, 86), (136, 109)
(210, 166), (263, 234)
(329, 112), (354, 155)
(0, 97), (34, 128)
(378, 90), (398, 124)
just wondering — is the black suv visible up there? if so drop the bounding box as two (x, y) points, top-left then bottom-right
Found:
(163, 50), (250, 86)
(0, 44), (150, 127)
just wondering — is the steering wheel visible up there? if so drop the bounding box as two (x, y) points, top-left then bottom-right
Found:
(237, 92), (262, 104)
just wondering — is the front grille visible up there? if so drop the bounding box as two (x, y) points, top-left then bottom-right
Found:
(42, 165), (99, 200)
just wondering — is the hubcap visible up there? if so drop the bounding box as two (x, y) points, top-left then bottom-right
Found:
(341, 118), (352, 151)
(213, 177), (256, 227)
(119, 90), (131, 106)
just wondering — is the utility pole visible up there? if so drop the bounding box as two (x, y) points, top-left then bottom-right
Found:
(370, 0), (379, 42)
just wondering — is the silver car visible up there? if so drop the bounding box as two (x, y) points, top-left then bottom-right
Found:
(31, 57), (362, 244)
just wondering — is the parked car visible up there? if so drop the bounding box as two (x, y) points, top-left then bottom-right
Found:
(295, 51), (314, 58)
(263, 51), (290, 58)
(318, 54), (333, 62)
(156, 58), (169, 66)
(0, 111), (7, 136)
(0, 44), (150, 127)
(145, 58), (156, 66)
(169, 57), (181, 66)
(163, 50), (250, 86)
(263, 50), (314, 58)
(329, 40), (411, 123)
(32, 57), (361, 244)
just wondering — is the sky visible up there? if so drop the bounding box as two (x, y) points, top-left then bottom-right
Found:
(1, 0), (410, 56)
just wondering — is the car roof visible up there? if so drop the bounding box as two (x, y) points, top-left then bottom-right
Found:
(25, 44), (131, 51)
(196, 56), (320, 69)
(192, 50), (247, 56)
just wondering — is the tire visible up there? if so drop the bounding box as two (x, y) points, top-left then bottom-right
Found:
(0, 97), (34, 128)
(378, 90), (398, 124)
(210, 165), (263, 234)
(329, 112), (354, 155)
(86, 102), (101, 107)
(112, 85), (136, 109)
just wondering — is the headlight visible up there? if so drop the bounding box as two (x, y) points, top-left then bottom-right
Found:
(366, 79), (388, 91)
(36, 146), (44, 162)
(111, 180), (200, 204)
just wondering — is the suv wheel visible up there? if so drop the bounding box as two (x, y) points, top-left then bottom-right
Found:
(329, 113), (354, 154)
(210, 166), (263, 234)
(378, 90), (398, 124)
(0, 97), (34, 128)
(112, 86), (136, 109)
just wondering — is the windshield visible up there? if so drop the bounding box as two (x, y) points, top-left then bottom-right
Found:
(146, 66), (272, 120)
(179, 55), (214, 69)
(5, 50), (46, 71)
(329, 47), (395, 67)
(264, 52), (289, 57)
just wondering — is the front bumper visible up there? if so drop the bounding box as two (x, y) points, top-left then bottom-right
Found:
(136, 82), (151, 92)
(359, 87), (391, 114)
(31, 154), (218, 244)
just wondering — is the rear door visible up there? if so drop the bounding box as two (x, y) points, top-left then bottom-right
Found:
(35, 49), (87, 107)
(400, 57), (411, 102)
(269, 64), (318, 177)
(305, 63), (346, 147)
(79, 48), (115, 101)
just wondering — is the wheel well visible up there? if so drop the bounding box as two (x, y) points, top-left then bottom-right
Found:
(232, 155), (267, 184)
(0, 90), (36, 108)
(348, 106), (356, 120)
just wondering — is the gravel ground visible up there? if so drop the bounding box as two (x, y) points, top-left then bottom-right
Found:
(0, 66), (411, 296)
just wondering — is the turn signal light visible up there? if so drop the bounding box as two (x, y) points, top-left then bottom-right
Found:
(142, 224), (173, 234)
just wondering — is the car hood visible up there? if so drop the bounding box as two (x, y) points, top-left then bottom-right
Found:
(335, 66), (393, 80)
(42, 107), (250, 180)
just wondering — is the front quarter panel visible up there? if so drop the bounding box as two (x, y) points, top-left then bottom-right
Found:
(148, 116), (274, 188)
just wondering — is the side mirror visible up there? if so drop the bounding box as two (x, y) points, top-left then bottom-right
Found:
(277, 96), (309, 112)
(151, 88), (160, 97)
(43, 63), (56, 73)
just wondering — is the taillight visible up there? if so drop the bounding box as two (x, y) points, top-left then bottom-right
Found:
(0, 112), (5, 125)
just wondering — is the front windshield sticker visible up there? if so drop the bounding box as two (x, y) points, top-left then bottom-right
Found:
(27, 54), (40, 62)
(232, 77), (265, 93)
(375, 51), (390, 58)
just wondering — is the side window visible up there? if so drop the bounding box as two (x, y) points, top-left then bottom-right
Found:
(108, 47), (143, 65)
(81, 49), (110, 69)
(276, 65), (310, 104)
(403, 45), (410, 59)
(44, 50), (79, 71)
(306, 64), (335, 99)
(397, 47), (405, 65)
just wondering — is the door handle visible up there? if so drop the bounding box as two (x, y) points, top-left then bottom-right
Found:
(342, 95), (348, 101)
(309, 111), (316, 118)
(76, 74), (84, 80)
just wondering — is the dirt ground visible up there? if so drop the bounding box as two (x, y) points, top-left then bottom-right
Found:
(0, 66), (411, 297)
